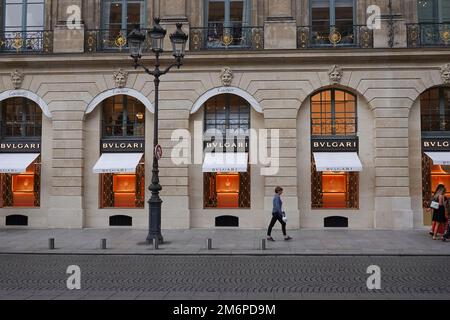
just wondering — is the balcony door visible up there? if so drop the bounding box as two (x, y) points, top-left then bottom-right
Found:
(3, 0), (45, 52)
(101, 0), (146, 49)
(418, 0), (450, 23)
(204, 0), (250, 48)
(310, 0), (355, 46)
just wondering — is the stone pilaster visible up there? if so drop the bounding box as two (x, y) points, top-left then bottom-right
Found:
(264, 0), (297, 49)
(263, 105), (299, 229)
(157, 100), (190, 229)
(53, 0), (85, 53)
(48, 104), (85, 228)
(372, 100), (413, 229)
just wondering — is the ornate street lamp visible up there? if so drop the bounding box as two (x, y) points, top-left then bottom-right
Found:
(128, 18), (188, 244)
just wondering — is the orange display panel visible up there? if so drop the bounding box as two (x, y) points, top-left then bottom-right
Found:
(13, 193), (35, 207)
(12, 175), (34, 192)
(322, 193), (347, 208)
(113, 175), (136, 193)
(216, 174), (240, 193)
(114, 193), (136, 208)
(322, 173), (346, 193)
(217, 193), (239, 208)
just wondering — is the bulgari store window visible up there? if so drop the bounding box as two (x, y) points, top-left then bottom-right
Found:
(0, 98), (42, 208)
(421, 87), (450, 224)
(202, 94), (251, 209)
(310, 89), (362, 209)
(92, 95), (145, 209)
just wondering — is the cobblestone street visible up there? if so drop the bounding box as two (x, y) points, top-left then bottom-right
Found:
(0, 254), (449, 300)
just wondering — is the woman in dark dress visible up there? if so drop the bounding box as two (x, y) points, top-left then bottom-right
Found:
(432, 184), (447, 240)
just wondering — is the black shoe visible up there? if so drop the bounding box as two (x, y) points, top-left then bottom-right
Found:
(429, 231), (434, 236)
(267, 236), (275, 242)
(284, 236), (293, 241)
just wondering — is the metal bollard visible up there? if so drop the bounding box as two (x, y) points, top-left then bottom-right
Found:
(206, 238), (212, 250)
(261, 239), (266, 251)
(152, 238), (159, 250)
(101, 239), (107, 250)
(49, 238), (55, 250)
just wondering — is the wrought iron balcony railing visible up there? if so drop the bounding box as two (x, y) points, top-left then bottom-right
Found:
(297, 25), (373, 49)
(190, 24), (264, 51)
(407, 23), (450, 47)
(85, 29), (151, 53)
(0, 30), (53, 54)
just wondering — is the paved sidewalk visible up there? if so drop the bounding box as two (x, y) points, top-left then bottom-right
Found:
(1, 228), (449, 255)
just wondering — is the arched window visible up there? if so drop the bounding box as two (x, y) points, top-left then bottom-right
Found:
(203, 94), (251, 209)
(102, 95), (145, 138)
(0, 98), (42, 208)
(311, 89), (357, 136)
(99, 95), (145, 209)
(1, 98), (42, 138)
(310, 89), (359, 209)
(420, 87), (450, 133)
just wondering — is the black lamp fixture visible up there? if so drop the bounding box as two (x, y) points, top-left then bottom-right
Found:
(128, 18), (188, 244)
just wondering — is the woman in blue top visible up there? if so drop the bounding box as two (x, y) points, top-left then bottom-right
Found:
(267, 186), (292, 242)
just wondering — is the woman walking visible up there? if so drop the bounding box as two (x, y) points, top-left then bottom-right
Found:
(267, 186), (292, 242)
(431, 184), (447, 240)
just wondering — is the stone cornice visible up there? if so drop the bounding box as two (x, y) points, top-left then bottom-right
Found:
(0, 48), (450, 69)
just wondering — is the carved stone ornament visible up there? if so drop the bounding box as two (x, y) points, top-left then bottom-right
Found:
(220, 67), (233, 87)
(441, 63), (450, 84)
(113, 69), (128, 88)
(328, 65), (343, 85)
(11, 70), (24, 89)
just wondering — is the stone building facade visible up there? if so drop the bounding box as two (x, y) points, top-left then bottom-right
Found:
(0, 0), (449, 230)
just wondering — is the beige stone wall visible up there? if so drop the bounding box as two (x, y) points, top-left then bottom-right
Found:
(0, 49), (449, 230)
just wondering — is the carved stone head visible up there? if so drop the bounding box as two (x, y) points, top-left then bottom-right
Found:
(441, 64), (450, 84)
(11, 70), (24, 89)
(328, 65), (343, 84)
(113, 69), (128, 88)
(220, 67), (233, 87)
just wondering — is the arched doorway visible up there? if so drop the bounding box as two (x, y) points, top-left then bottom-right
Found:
(418, 87), (450, 226)
(297, 86), (375, 229)
(0, 97), (43, 210)
(189, 91), (265, 228)
(85, 93), (153, 228)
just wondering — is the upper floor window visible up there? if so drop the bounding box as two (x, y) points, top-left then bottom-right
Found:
(310, 0), (355, 46)
(204, 0), (252, 48)
(101, 0), (146, 33)
(311, 89), (357, 136)
(418, 0), (450, 23)
(1, 98), (42, 138)
(4, 0), (44, 32)
(421, 87), (450, 133)
(102, 95), (145, 138)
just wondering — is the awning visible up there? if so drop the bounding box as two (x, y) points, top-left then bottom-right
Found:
(93, 153), (143, 174)
(425, 152), (450, 165)
(313, 152), (363, 172)
(202, 153), (248, 173)
(0, 153), (40, 174)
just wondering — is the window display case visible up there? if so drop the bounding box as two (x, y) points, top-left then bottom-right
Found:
(322, 172), (347, 208)
(12, 173), (35, 207)
(113, 174), (136, 208)
(216, 173), (239, 208)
